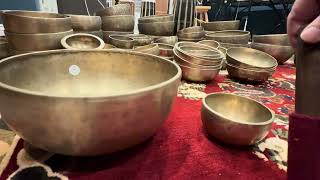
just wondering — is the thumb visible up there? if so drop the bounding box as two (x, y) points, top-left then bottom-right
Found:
(300, 15), (320, 44)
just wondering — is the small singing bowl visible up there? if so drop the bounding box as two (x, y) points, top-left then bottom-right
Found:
(138, 21), (175, 36)
(205, 30), (250, 44)
(252, 34), (290, 46)
(95, 4), (131, 16)
(138, 15), (174, 23)
(102, 31), (133, 42)
(133, 44), (160, 55)
(201, 93), (274, 145)
(0, 38), (9, 59)
(61, 33), (105, 50)
(178, 63), (221, 82)
(155, 36), (178, 46)
(201, 20), (240, 31)
(127, 34), (153, 47)
(68, 14), (101, 31)
(226, 47), (278, 69)
(109, 35), (134, 49)
(251, 42), (294, 64)
(226, 63), (274, 82)
(178, 31), (205, 39)
(179, 26), (204, 34)
(198, 40), (220, 49)
(157, 43), (174, 57)
(220, 42), (250, 49)
(101, 15), (134, 32)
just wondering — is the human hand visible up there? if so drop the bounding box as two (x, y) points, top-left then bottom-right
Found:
(287, 0), (320, 48)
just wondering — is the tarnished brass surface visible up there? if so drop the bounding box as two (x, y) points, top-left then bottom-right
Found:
(220, 42), (250, 49)
(0, 50), (181, 155)
(252, 34), (290, 46)
(138, 15), (174, 23)
(226, 63), (274, 82)
(95, 4), (131, 16)
(0, 38), (9, 59)
(1, 10), (72, 34)
(198, 40), (220, 49)
(109, 35), (134, 49)
(5, 30), (73, 51)
(177, 63), (221, 82)
(178, 31), (205, 39)
(226, 47), (278, 69)
(68, 14), (101, 31)
(133, 44), (160, 55)
(127, 34), (153, 47)
(174, 48), (221, 68)
(61, 33), (105, 50)
(178, 26), (204, 34)
(102, 31), (133, 43)
(138, 21), (175, 36)
(201, 93), (274, 145)
(201, 20), (240, 31)
(101, 15), (134, 32)
(205, 30), (250, 44)
(154, 36), (178, 45)
(251, 42), (294, 64)
(157, 43), (174, 57)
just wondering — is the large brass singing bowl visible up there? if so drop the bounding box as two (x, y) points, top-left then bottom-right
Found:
(0, 38), (9, 59)
(68, 14), (101, 31)
(0, 50), (181, 156)
(226, 63), (274, 82)
(109, 35), (134, 49)
(198, 40), (220, 49)
(138, 15), (174, 23)
(95, 4), (131, 16)
(178, 63), (221, 82)
(133, 44), (160, 55)
(126, 34), (153, 47)
(138, 21), (175, 36)
(227, 47), (278, 69)
(201, 20), (240, 31)
(5, 30), (73, 51)
(251, 42), (294, 64)
(101, 15), (134, 31)
(1, 10), (72, 34)
(155, 36), (178, 46)
(205, 30), (250, 44)
(252, 34), (290, 46)
(201, 93), (274, 145)
(61, 33), (105, 50)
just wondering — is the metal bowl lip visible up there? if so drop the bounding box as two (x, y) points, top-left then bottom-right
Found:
(5, 29), (73, 36)
(138, 21), (175, 25)
(179, 45), (222, 59)
(175, 42), (223, 60)
(198, 40), (220, 49)
(109, 35), (134, 42)
(61, 33), (105, 50)
(2, 10), (69, 19)
(202, 92), (275, 126)
(178, 63), (222, 71)
(156, 43), (174, 50)
(206, 30), (250, 38)
(0, 49), (182, 99)
(202, 20), (240, 25)
(252, 33), (288, 38)
(226, 47), (278, 69)
(179, 26), (204, 33)
(251, 42), (292, 48)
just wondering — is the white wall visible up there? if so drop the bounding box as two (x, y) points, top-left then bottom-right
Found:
(36, 0), (58, 12)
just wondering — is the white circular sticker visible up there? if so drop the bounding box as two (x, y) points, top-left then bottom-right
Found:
(69, 65), (80, 76)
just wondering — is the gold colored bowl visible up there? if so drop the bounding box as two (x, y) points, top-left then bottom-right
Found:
(109, 35), (134, 49)
(198, 40), (220, 49)
(5, 30), (73, 51)
(95, 4), (131, 16)
(226, 47), (278, 69)
(126, 34), (153, 47)
(157, 43), (174, 57)
(252, 34), (290, 46)
(226, 63), (274, 82)
(154, 36), (178, 45)
(101, 15), (134, 31)
(102, 31), (133, 42)
(1, 10), (72, 33)
(205, 30), (250, 44)
(0, 50), (181, 156)
(68, 14), (101, 31)
(201, 20), (240, 31)
(61, 33), (105, 50)
(0, 38), (9, 59)
(138, 21), (175, 36)
(133, 44), (160, 55)
(201, 93), (274, 145)
(178, 63), (221, 82)
(138, 15), (174, 23)
(251, 42), (294, 64)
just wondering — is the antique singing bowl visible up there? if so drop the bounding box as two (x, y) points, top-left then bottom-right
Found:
(1, 10), (72, 34)
(109, 35), (134, 49)
(226, 63), (274, 82)
(252, 34), (290, 46)
(201, 93), (274, 145)
(102, 31), (133, 42)
(178, 63), (221, 82)
(220, 42), (250, 49)
(198, 40), (220, 49)
(0, 50), (181, 156)
(138, 21), (175, 36)
(61, 33), (105, 50)
(68, 14), (101, 31)
(251, 42), (294, 64)
(5, 30), (73, 51)
(178, 31), (205, 39)
(138, 15), (174, 23)
(226, 47), (278, 69)
(126, 34), (153, 47)
(101, 15), (134, 31)
(133, 44), (160, 55)
(154, 36), (178, 45)
(201, 20), (240, 31)
(205, 30), (250, 44)
(157, 43), (174, 57)
(0, 38), (9, 59)
(95, 4), (131, 16)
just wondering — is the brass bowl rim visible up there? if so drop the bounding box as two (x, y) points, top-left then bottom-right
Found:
(0, 49), (182, 99)
(198, 40), (220, 48)
(252, 33), (288, 38)
(178, 63), (222, 70)
(61, 33), (105, 50)
(154, 36), (178, 43)
(175, 42), (223, 60)
(179, 45), (222, 59)
(202, 93), (275, 125)
(206, 30), (250, 38)
(226, 62), (275, 73)
(178, 38), (203, 41)
(5, 29), (73, 36)
(1, 10), (69, 19)
(138, 15), (173, 21)
(109, 35), (134, 42)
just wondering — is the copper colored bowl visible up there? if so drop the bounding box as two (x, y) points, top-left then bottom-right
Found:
(205, 30), (250, 44)
(101, 15), (134, 31)
(154, 36), (178, 45)
(95, 4), (131, 16)
(202, 93), (274, 145)
(68, 14), (101, 31)
(201, 20), (240, 31)
(61, 33), (105, 50)
(138, 15), (174, 23)
(252, 34), (290, 46)
(133, 44), (160, 55)
(138, 21), (175, 36)
(109, 35), (134, 49)
(226, 63), (274, 82)
(0, 50), (181, 156)
(178, 63), (221, 82)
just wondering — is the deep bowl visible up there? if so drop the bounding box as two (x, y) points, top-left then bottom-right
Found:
(133, 44), (160, 55)
(138, 15), (174, 23)
(201, 20), (240, 31)
(1, 10), (72, 33)
(205, 30), (250, 44)
(101, 15), (134, 31)
(61, 33), (105, 50)
(138, 21), (175, 36)
(201, 93), (274, 145)
(109, 35), (134, 49)
(252, 34), (290, 46)
(68, 14), (101, 31)
(95, 4), (132, 16)
(178, 63), (221, 82)
(0, 50), (181, 156)
(154, 36), (178, 45)
(226, 63), (274, 82)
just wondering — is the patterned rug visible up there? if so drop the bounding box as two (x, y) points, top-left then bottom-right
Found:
(0, 64), (295, 180)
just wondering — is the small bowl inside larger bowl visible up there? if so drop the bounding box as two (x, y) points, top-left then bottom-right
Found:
(109, 35), (134, 49)
(61, 33), (105, 50)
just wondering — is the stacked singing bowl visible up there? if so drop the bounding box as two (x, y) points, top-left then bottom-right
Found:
(0, 50), (181, 156)
(205, 30), (250, 49)
(202, 20), (241, 32)
(226, 47), (278, 82)
(1, 10), (73, 55)
(96, 4), (134, 43)
(67, 14), (102, 39)
(174, 42), (223, 82)
(251, 34), (294, 64)
(177, 26), (205, 42)
(138, 15), (175, 36)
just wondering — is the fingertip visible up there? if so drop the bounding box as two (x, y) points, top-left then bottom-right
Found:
(301, 26), (320, 44)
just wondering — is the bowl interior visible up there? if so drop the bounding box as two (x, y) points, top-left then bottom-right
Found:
(66, 35), (101, 49)
(0, 50), (179, 97)
(204, 93), (272, 124)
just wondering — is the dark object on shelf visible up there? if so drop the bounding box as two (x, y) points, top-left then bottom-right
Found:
(57, 0), (108, 15)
